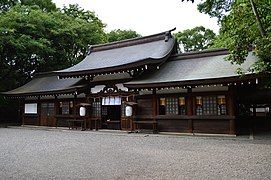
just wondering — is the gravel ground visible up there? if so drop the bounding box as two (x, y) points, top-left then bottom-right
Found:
(0, 128), (271, 180)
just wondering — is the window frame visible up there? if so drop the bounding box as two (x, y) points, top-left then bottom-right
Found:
(195, 95), (227, 116)
(24, 103), (38, 114)
(159, 96), (186, 115)
(58, 100), (74, 115)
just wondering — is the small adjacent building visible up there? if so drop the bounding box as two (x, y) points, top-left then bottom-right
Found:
(2, 30), (271, 135)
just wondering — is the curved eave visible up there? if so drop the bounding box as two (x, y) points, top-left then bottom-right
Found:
(56, 31), (177, 79)
(1, 85), (87, 98)
(124, 74), (260, 89)
(57, 55), (172, 79)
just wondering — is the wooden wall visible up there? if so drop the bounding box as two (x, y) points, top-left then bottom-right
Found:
(136, 97), (153, 116)
(23, 115), (39, 126)
(135, 92), (234, 134)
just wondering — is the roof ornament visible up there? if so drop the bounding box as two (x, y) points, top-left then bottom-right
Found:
(165, 31), (170, 42)
(87, 45), (93, 55)
(165, 28), (175, 42)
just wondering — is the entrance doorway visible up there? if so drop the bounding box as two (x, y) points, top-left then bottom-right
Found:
(40, 102), (55, 126)
(101, 96), (122, 130)
(101, 105), (121, 129)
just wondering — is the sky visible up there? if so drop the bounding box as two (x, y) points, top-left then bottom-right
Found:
(52, 0), (220, 36)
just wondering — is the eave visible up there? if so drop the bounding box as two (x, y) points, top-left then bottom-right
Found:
(55, 29), (177, 79)
(1, 85), (87, 98)
(124, 74), (260, 90)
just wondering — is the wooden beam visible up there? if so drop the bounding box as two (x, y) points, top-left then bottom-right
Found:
(228, 86), (236, 135)
(152, 89), (158, 133)
(187, 88), (193, 133)
(54, 96), (58, 127)
(37, 96), (41, 126)
(21, 98), (25, 126)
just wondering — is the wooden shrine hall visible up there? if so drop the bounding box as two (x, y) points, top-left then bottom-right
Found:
(2, 29), (271, 135)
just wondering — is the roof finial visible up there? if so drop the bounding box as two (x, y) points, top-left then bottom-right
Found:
(87, 45), (93, 55)
(165, 28), (176, 42)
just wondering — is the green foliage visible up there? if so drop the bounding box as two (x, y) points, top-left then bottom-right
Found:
(20, 0), (57, 12)
(198, 0), (234, 23)
(0, 0), (18, 11)
(198, 0), (271, 73)
(0, 0), (57, 12)
(0, 3), (107, 92)
(173, 26), (216, 53)
(107, 29), (141, 43)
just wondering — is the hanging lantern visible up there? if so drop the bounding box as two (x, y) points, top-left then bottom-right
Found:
(80, 107), (86, 116)
(125, 105), (133, 117)
(217, 95), (226, 105)
(160, 98), (166, 106)
(196, 96), (202, 105)
(179, 97), (185, 106)
(69, 101), (73, 108)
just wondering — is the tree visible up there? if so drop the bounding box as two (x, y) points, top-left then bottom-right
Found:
(197, 0), (271, 73)
(0, 0), (18, 11)
(20, 0), (57, 12)
(173, 26), (216, 53)
(107, 29), (141, 43)
(0, 0), (57, 12)
(0, 3), (107, 91)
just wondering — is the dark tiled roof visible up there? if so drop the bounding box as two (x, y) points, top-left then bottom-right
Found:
(125, 49), (258, 88)
(56, 30), (176, 78)
(2, 75), (85, 97)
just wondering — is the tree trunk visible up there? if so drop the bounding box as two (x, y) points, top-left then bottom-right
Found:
(249, 0), (265, 38)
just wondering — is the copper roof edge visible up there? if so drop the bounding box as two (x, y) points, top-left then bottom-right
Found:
(169, 48), (229, 61)
(89, 28), (176, 53)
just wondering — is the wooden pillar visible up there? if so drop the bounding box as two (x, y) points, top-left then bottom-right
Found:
(37, 96), (41, 126)
(228, 86), (236, 135)
(152, 89), (157, 116)
(187, 88), (193, 133)
(21, 98), (25, 126)
(152, 89), (158, 133)
(73, 94), (77, 116)
(251, 103), (256, 131)
(54, 96), (58, 127)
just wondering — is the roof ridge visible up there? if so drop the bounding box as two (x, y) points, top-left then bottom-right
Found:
(169, 48), (229, 61)
(88, 28), (176, 53)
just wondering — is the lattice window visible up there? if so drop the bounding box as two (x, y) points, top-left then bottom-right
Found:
(47, 103), (55, 116)
(166, 97), (179, 115)
(196, 106), (203, 115)
(217, 95), (227, 115)
(218, 105), (227, 115)
(159, 97), (185, 115)
(196, 96), (203, 115)
(203, 96), (217, 115)
(196, 95), (227, 116)
(101, 106), (107, 116)
(41, 103), (55, 116)
(121, 97), (127, 117)
(59, 101), (73, 115)
(179, 97), (186, 115)
(92, 101), (101, 117)
(61, 102), (69, 115)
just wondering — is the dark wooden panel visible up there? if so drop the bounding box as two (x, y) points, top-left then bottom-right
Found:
(23, 116), (39, 125)
(40, 116), (56, 126)
(137, 98), (153, 116)
(236, 116), (271, 131)
(56, 117), (69, 127)
(193, 119), (229, 134)
(0, 106), (19, 124)
(158, 119), (188, 132)
(121, 118), (132, 130)
(106, 120), (120, 130)
(252, 117), (271, 130)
